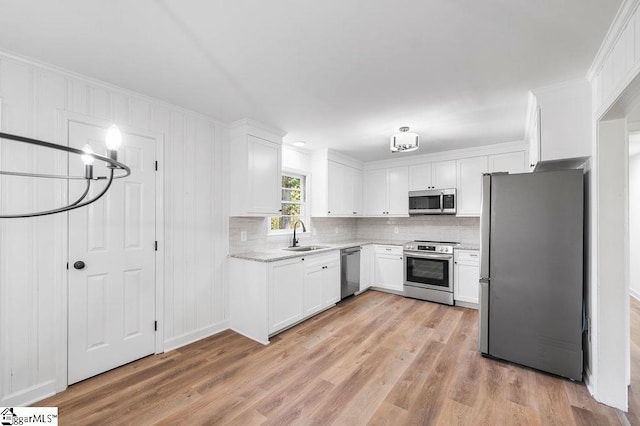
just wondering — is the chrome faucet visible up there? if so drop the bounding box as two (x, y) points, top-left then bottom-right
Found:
(290, 220), (307, 247)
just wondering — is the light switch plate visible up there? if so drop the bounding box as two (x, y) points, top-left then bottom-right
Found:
(240, 231), (247, 242)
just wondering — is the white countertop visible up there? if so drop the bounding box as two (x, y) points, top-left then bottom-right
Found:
(229, 240), (408, 262)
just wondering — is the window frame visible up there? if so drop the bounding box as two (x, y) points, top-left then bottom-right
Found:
(267, 169), (310, 236)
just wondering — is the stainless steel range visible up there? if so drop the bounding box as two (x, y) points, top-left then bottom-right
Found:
(403, 240), (458, 305)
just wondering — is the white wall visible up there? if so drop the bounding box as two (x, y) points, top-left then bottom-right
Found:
(0, 52), (229, 405)
(630, 145), (640, 299)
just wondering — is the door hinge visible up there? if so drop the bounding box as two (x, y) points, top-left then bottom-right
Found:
(66, 262), (69, 270)
(155, 241), (158, 251)
(155, 161), (158, 171)
(154, 321), (158, 331)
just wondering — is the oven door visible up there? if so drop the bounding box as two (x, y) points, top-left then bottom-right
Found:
(404, 252), (453, 292)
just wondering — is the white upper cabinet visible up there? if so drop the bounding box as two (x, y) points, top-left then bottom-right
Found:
(456, 156), (488, 217)
(311, 151), (364, 217)
(363, 166), (408, 216)
(363, 168), (388, 216)
(432, 160), (457, 189)
(409, 163), (432, 190)
(230, 119), (284, 216)
(526, 80), (591, 170)
(488, 151), (526, 174)
(387, 167), (409, 215)
(408, 161), (456, 190)
(327, 161), (345, 215)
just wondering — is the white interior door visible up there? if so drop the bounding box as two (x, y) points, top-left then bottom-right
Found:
(67, 121), (157, 385)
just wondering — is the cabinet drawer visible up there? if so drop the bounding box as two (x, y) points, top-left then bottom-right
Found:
(304, 251), (340, 267)
(374, 245), (403, 256)
(455, 250), (480, 263)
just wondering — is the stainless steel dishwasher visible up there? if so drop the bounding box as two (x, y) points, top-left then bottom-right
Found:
(340, 246), (361, 299)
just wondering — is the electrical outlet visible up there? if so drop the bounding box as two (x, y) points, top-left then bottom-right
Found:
(394, 226), (399, 234)
(240, 231), (247, 242)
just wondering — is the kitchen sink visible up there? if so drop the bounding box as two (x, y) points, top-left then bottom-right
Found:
(283, 245), (329, 252)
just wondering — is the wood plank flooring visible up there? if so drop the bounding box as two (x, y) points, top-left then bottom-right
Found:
(41, 291), (632, 425)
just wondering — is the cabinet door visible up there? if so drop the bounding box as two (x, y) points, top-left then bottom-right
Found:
(351, 167), (363, 216)
(248, 135), (282, 214)
(387, 166), (409, 216)
(341, 165), (355, 216)
(454, 261), (480, 304)
(432, 160), (457, 189)
(359, 245), (373, 291)
(269, 258), (304, 333)
(324, 260), (341, 306)
(327, 161), (345, 215)
(488, 151), (526, 174)
(363, 169), (388, 216)
(375, 253), (404, 291)
(409, 163), (432, 190)
(528, 107), (540, 171)
(456, 156), (488, 217)
(303, 263), (325, 317)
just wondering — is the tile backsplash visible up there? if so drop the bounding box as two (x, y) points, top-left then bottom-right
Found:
(229, 217), (358, 254)
(356, 216), (479, 244)
(229, 215), (479, 253)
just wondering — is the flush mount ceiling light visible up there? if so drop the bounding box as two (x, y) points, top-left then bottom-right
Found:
(0, 125), (130, 218)
(390, 126), (419, 153)
(292, 140), (306, 147)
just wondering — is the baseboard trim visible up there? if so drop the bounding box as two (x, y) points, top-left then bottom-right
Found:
(1, 380), (57, 407)
(163, 320), (229, 352)
(369, 286), (404, 296)
(455, 300), (479, 310)
(231, 327), (269, 346)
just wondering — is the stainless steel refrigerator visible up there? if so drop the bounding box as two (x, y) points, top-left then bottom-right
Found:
(479, 169), (583, 381)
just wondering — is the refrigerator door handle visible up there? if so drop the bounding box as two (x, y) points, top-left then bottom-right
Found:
(480, 174), (491, 280)
(479, 278), (490, 354)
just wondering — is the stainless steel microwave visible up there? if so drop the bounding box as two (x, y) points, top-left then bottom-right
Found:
(408, 188), (456, 215)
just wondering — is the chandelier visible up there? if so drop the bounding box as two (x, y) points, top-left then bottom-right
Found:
(0, 125), (130, 218)
(390, 126), (419, 153)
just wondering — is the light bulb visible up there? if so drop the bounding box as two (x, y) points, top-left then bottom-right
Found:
(105, 124), (122, 151)
(81, 144), (95, 166)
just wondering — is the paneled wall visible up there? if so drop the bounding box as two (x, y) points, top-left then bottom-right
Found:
(0, 52), (228, 405)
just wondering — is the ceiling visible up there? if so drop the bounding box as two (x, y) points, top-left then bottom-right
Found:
(0, 0), (621, 161)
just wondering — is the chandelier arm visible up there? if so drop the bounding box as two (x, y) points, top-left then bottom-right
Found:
(0, 132), (131, 179)
(0, 170), (88, 180)
(0, 170), (114, 219)
(68, 180), (92, 208)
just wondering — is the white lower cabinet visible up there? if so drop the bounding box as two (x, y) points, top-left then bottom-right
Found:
(303, 254), (340, 317)
(373, 245), (404, 292)
(230, 251), (340, 344)
(454, 249), (480, 306)
(360, 245), (374, 291)
(270, 257), (305, 333)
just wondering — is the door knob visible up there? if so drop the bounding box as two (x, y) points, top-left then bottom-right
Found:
(73, 261), (86, 270)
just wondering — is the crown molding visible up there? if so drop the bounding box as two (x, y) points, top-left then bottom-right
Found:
(587, 0), (640, 81)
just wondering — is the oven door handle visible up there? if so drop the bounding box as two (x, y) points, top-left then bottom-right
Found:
(404, 252), (453, 260)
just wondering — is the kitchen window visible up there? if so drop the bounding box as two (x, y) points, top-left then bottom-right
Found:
(269, 172), (308, 234)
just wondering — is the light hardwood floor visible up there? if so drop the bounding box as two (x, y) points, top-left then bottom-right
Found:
(42, 290), (633, 425)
